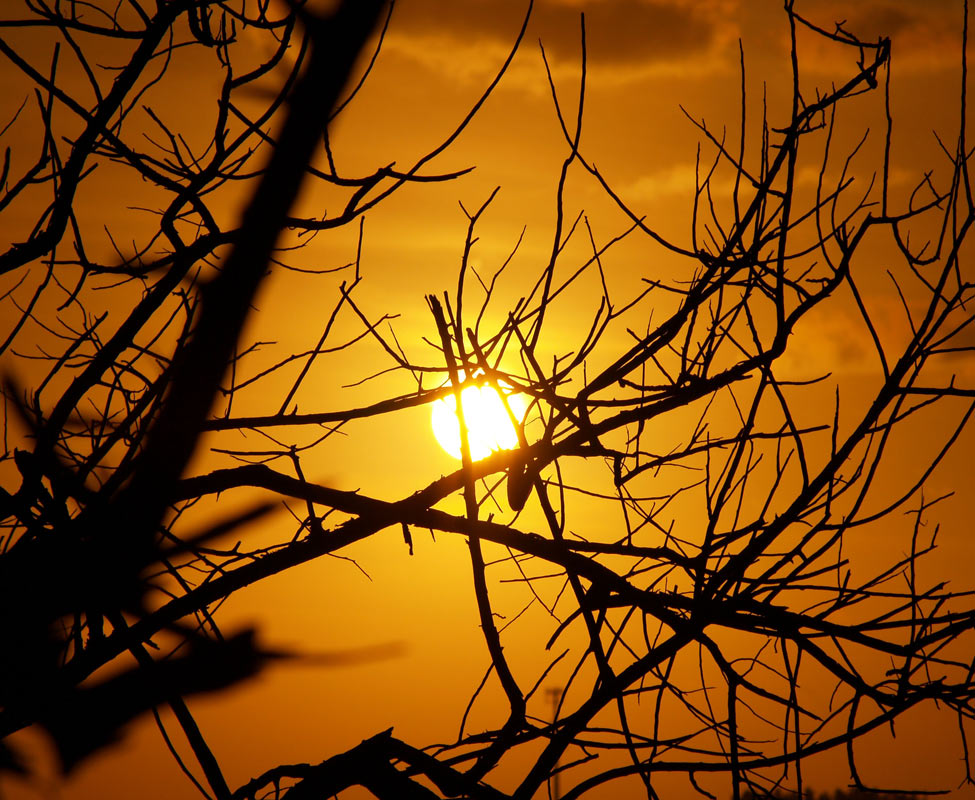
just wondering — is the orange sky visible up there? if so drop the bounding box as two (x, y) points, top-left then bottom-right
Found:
(2, 1), (975, 798)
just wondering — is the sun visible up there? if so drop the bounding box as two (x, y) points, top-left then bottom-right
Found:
(431, 377), (527, 461)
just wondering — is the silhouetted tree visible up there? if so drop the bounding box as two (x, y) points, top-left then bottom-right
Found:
(1, 1), (974, 799)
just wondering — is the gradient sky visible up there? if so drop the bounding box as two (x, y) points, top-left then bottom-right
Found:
(2, 1), (974, 798)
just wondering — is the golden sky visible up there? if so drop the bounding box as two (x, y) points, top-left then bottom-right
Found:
(1, 1), (974, 798)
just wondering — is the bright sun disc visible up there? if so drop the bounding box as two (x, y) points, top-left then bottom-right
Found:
(431, 379), (527, 461)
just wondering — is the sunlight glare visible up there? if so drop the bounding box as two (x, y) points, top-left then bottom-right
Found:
(431, 378), (527, 461)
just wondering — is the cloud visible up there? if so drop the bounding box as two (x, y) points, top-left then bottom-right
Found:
(617, 162), (714, 201)
(383, 0), (741, 88)
(614, 153), (919, 215)
(794, 1), (968, 75)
